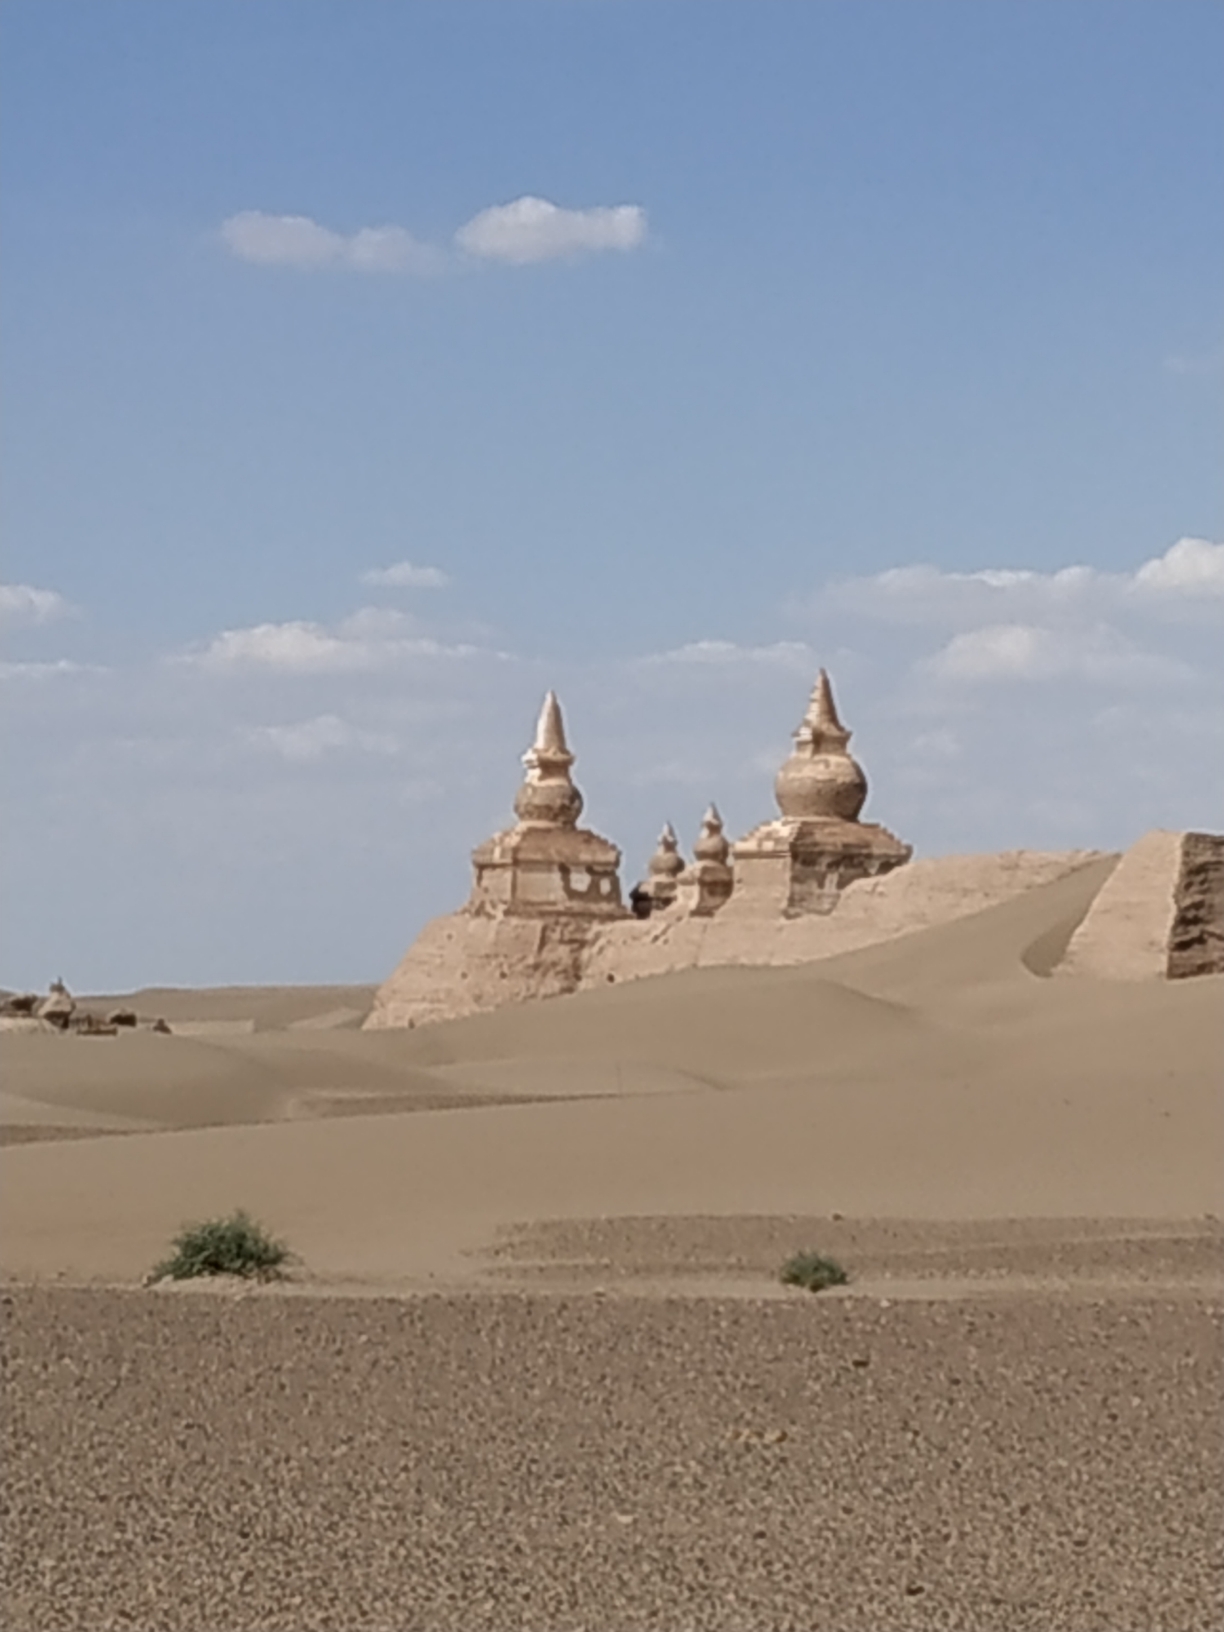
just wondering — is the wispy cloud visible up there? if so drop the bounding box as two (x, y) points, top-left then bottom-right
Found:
(923, 622), (1191, 685)
(220, 211), (444, 274)
(0, 659), (98, 682)
(245, 713), (399, 762)
(818, 539), (1224, 628)
(455, 197), (647, 265)
(221, 196), (648, 275)
(179, 611), (492, 674)
(360, 561), (449, 589)
(638, 639), (814, 670)
(0, 583), (74, 624)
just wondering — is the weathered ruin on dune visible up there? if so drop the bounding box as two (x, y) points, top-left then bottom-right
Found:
(366, 672), (1224, 1029)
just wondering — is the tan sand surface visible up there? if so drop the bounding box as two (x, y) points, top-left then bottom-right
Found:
(83, 982), (377, 1030)
(1, 866), (1220, 1286)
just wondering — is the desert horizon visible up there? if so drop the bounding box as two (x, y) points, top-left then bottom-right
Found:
(4, 846), (1221, 1627)
(5, 4), (1222, 1625)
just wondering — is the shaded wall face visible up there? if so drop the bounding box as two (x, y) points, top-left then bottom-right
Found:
(1167, 833), (1224, 979)
(785, 852), (906, 916)
(472, 858), (625, 918)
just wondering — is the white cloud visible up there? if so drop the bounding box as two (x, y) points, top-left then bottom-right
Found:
(360, 562), (449, 590)
(180, 613), (492, 674)
(455, 196), (647, 265)
(246, 714), (398, 762)
(0, 583), (73, 624)
(1131, 537), (1224, 597)
(924, 622), (1190, 685)
(190, 621), (365, 674)
(821, 540), (1224, 628)
(0, 659), (96, 681)
(222, 197), (648, 275)
(639, 639), (814, 669)
(220, 211), (444, 275)
(337, 606), (415, 639)
(823, 562), (1104, 627)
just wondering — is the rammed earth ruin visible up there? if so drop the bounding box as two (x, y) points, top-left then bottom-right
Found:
(366, 671), (1224, 1029)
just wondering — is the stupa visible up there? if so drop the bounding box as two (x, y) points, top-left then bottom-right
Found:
(675, 805), (735, 916)
(631, 822), (686, 917)
(365, 693), (627, 1029)
(367, 666), (1217, 1030)
(728, 670), (912, 915)
(469, 691), (626, 919)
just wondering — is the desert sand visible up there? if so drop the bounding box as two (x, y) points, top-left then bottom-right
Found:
(3, 862), (1222, 1629)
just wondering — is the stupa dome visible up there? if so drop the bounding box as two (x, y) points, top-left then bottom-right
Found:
(773, 670), (868, 822)
(693, 804), (731, 865)
(648, 822), (685, 882)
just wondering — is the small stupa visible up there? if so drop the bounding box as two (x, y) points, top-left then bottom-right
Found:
(675, 805), (735, 916)
(631, 822), (686, 917)
(469, 692), (626, 919)
(728, 670), (911, 915)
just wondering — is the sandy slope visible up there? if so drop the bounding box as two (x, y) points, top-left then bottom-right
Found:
(81, 982), (377, 1030)
(1, 863), (1220, 1287)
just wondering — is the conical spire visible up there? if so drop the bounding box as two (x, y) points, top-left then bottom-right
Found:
(693, 803), (730, 865)
(798, 669), (851, 755)
(531, 690), (571, 760)
(514, 691), (583, 828)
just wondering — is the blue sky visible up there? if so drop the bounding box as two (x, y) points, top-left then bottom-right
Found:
(2, 0), (1221, 989)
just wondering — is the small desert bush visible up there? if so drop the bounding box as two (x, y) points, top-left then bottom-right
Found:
(780, 1249), (848, 1293)
(150, 1210), (290, 1283)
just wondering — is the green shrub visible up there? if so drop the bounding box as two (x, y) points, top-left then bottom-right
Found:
(150, 1210), (290, 1283)
(780, 1249), (848, 1293)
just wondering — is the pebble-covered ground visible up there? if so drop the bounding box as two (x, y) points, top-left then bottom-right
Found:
(2, 1286), (1220, 1631)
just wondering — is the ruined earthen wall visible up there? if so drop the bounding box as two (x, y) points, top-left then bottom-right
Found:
(1056, 830), (1224, 981)
(1167, 832), (1224, 979)
(581, 849), (1108, 990)
(365, 848), (1111, 1028)
(365, 914), (602, 1031)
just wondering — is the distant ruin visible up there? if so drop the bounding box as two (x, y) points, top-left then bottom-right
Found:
(365, 671), (1223, 1030)
(0, 981), (169, 1036)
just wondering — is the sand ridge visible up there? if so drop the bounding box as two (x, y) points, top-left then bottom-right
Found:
(2, 865), (1220, 1288)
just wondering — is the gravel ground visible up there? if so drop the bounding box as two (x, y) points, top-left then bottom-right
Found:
(2, 1286), (1220, 1632)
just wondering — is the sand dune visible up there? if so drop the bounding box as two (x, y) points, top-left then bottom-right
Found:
(5, 864), (1222, 1632)
(82, 982), (376, 1030)
(2, 866), (1219, 1288)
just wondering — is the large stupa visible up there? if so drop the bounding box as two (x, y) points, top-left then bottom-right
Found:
(365, 692), (626, 1028)
(469, 691), (626, 920)
(726, 670), (912, 916)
